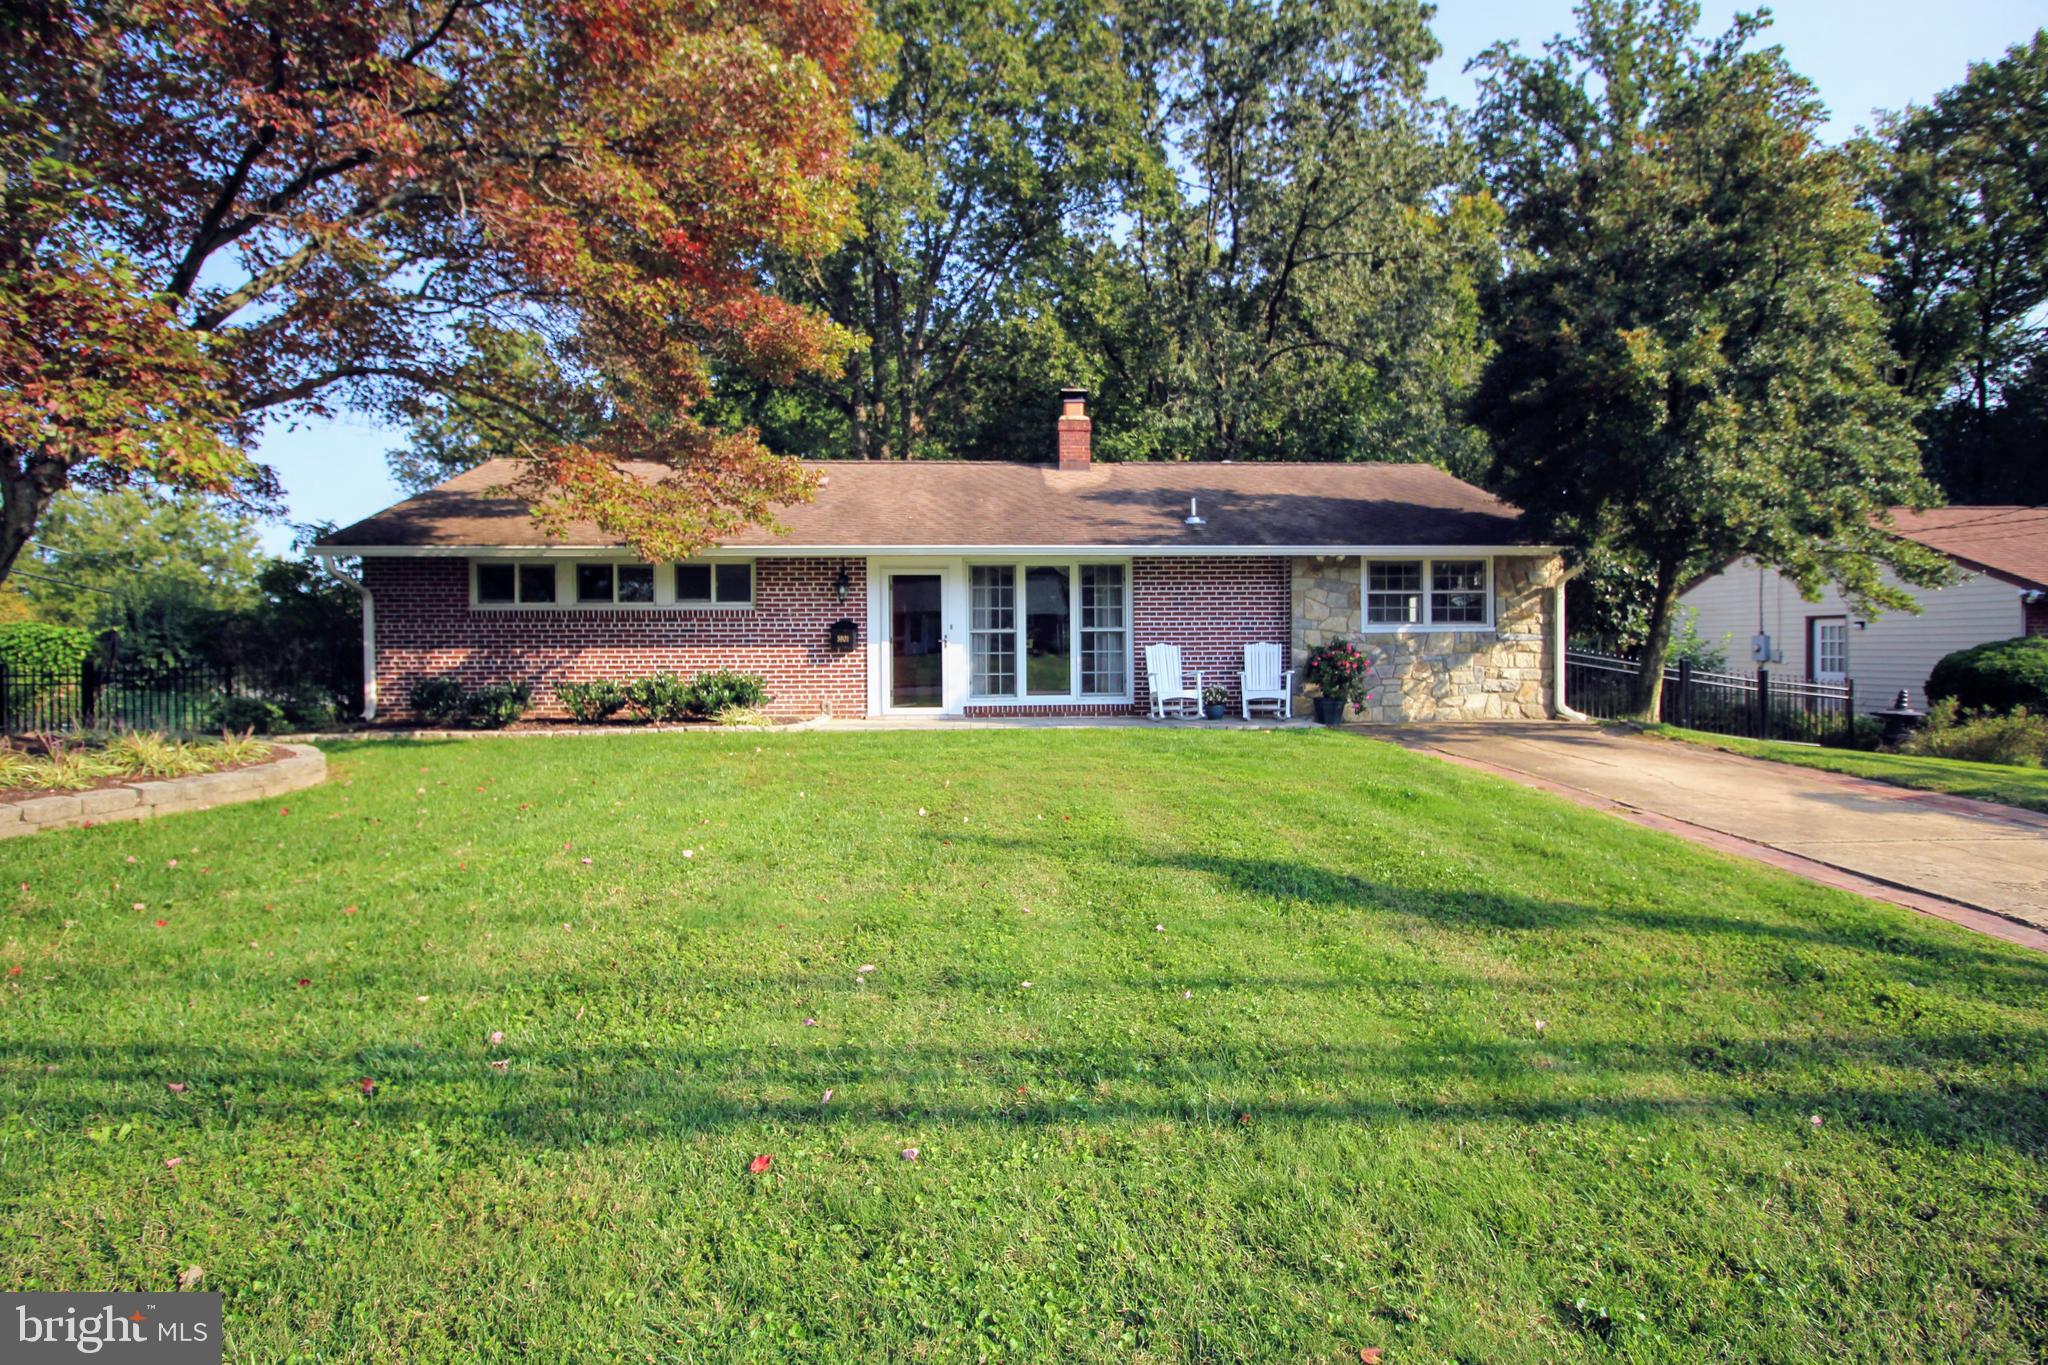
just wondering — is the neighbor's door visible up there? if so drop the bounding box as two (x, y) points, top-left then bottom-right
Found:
(1810, 616), (1848, 683)
(889, 573), (945, 708)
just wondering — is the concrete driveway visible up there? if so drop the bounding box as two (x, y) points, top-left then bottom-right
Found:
(1378, 722), (2048, 946)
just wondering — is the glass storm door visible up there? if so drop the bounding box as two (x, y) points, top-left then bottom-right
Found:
(890, 574), (945, 708)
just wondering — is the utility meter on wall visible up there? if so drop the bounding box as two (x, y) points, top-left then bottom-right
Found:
(1749, 632), (1782, 665)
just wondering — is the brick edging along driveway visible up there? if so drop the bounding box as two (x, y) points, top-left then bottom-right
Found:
(0, 744), (326, 839)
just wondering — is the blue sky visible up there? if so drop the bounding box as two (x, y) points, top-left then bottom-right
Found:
(250, 0), (2046, 554)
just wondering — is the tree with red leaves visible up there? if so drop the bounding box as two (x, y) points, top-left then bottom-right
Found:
(0, 0), (873, 586)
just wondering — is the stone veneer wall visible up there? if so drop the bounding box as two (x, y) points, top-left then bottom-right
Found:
(1291, 555), (1561, 721)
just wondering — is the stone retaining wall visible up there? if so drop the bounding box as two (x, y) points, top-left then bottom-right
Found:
(0, 744), (326, 839)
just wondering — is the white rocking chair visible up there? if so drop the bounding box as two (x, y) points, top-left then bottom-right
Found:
(1239, 642), (1294, 721)
(1145, 643), (1203, 719)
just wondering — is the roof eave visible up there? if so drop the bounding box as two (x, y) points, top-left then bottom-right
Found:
(312, 541), (1559, 558)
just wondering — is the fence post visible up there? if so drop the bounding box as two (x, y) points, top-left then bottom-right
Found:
(1844, 678), (1854, 744)
(80, 655), (99, 729)
(1676, 657), (1693, 729)
(1757, 667), (1773, 740)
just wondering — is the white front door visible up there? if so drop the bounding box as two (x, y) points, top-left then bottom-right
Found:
(1811, 616), (1848, 683)
(870, 560), (969, 716)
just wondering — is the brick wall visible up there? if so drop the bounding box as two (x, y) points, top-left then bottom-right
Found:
(365, 556), (866, 721)
(2028, 593), (2047, 637)
(1131, 556), (1294, 715)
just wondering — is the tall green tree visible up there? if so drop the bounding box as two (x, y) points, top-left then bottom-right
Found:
(1869, 31), (2048, 503)
(11, 487), (263, 648)
(712, 0), (1152, 462)
(1090, 0), (1494, 469)
(1470, 0), (1947, 718)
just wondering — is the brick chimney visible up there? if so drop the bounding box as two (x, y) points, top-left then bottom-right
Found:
(1056, 387), (1091, 470)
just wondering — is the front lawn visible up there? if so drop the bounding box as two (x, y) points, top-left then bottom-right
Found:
(1646, 723), (2048, 814)
(3, 731), (2045, 1361)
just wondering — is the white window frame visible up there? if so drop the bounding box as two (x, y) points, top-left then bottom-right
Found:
(964, 558), (1132, 703)
(469, 560), (561, 608)
(574, 561), (658, 606)
(468, 556), (753, 611)
(1360, 555), (1494, 632)
(674, 559), (755, 610)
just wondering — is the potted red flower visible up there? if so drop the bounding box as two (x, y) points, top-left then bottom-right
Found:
(1303, 639), (1373, 724)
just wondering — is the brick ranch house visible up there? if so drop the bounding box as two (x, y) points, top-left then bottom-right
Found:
(315, 392), (1567, 724)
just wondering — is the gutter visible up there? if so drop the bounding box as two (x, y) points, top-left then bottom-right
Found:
(318, 554), (377, 722)
(1552, 562), (1590, 722)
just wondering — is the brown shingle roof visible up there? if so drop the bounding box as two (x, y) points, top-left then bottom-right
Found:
(318, 458), (1538, 553)
(1888, 506), (2048, 591)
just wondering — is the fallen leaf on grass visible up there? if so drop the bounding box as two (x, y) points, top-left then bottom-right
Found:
(821, 1089), (833, 1103)
(747, 1153), (773, 1175)
(166, 1083), (187, 1094)
(900, 1146), (920, 1161)
(489, 1059), (509, 1073)
(296, 978), (310, 989)
(154, 920), (167, 928)
(358, 1077), (377, 1096)
(163, 1157), (183, 1169)
(1360, 1349), (1384, 1364)
(488, 1030), (505, 1045)
(178, 1266), (203, 1290)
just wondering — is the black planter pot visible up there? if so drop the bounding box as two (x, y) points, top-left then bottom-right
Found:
(1204, 703), (1227, 720)
(1312, 695), (1347, 725)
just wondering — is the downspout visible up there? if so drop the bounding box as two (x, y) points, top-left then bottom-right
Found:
(318, 554), (377, 722)
(1552, 561), (1589, 722)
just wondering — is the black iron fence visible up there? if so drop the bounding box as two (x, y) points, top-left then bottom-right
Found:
(5, 658), (246, 735)
(1565, 649), (1855, 743)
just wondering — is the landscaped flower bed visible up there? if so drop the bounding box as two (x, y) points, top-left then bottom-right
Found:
(400, 670), (775, 729)
(0, 730), (275, 801)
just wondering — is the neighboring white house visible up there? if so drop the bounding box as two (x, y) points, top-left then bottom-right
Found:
(1680, 507), (2048, 712)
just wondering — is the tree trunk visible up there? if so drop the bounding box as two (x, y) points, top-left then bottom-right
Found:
(1629, 559), (1683, 721)
(0, 446), (65, 592)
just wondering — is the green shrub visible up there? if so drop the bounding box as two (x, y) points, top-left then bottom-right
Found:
(1824, 715), (1884, 752)
(22, 738), (122, 790)
(0, 743), (36, 788)
(408, 678), (467, 726)
(211, 695), (286, 734)
(684, 669), (768, 717)
(104, 732), (212, 778)
(277, 683), (342, 730)
(1926, 636), (2048, 715)
(624, 673), (691, 722)
(0, 621), (96, 675)
(205, 730), (274, 765)
(1901, 699), (2048, 767)
(462, 682), (532, 729)
(557, 680), (628, 723)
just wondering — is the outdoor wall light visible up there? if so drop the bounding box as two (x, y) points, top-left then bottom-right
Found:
(833, 567), (851, 604)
